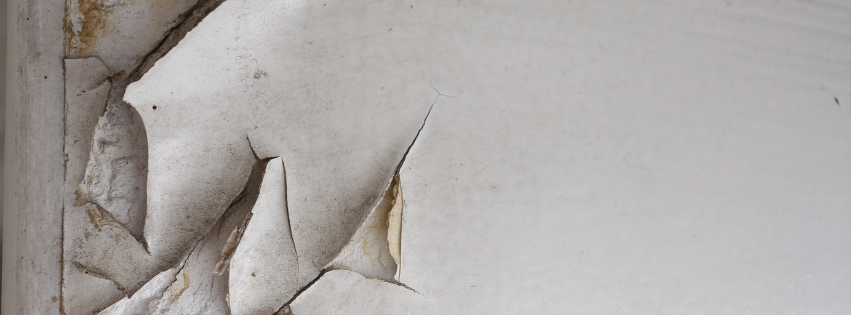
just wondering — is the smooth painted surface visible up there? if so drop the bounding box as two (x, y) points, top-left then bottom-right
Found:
(229, 158), (298, 315)
(397, 1), (851, 313)
(134, 0), (850, 313)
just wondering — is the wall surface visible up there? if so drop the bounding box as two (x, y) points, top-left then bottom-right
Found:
(4, 0), (851, 314)
(0, 0), (8, 301)
(3, 0), (65, 313)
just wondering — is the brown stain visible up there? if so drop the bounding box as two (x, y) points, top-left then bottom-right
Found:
(109, 70), (125, 81)
(168, 271), (191, 303)
(83, 204), (124, 234)
(85, 206), (102, 230)
(74, 187), (87, 207)
(73, 0), (107, 56)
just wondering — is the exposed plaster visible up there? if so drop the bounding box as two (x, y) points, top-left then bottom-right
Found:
(76, 90), (148, 240)
(326, 177), (398, 281)
(166, 271), (190, 303)
(386, 175), (403, 277)
(62, 57), (126, 314)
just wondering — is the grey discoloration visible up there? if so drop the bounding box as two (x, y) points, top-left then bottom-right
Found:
(65, 0), (200, 80)
(62, 57), (128, 315)
(3, 0), (66, 313)
(77, 88), (148, 239)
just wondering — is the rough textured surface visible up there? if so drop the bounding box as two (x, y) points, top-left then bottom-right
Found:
(63, 59), (157, 314)
(95, 157), (269, 315)
(3, 0), (66, 313)
(61, 0), (225, 310)
(65, 83), (155, 305)
(65, 0), (200, 79)
(62, 57), (127, 315)
(77, 88), (148, 239)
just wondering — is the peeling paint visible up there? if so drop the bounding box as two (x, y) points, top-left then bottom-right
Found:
(213, 212), (252, 275)
(62, 58), (129, 315)
(326, 175), (398, 281)
(229, 158), (300, 315)
(96, 268), (181, 314)
(52, 0), (851, 314)
(77, 93), (148, 238)
(65, 0), (202, 78)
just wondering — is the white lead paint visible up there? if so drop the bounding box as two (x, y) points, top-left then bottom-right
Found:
(119, 0), (439, 300)
(124, 0), (850, 313)
(229, 158), (300, 315)
(6, 0), (847, 313)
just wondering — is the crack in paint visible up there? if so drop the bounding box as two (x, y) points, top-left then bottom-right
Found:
(281, 158), (300, 275)
(127, 0), (229, 82)
(72, 261), (127, 293)
(167, 270), (192, 303)
(273, 269), (330, 314)
(211, 148), (272, 275)
(272, 91), (442, 312)
(393, 84), (446, 176)
(273, 266), (424, 314)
